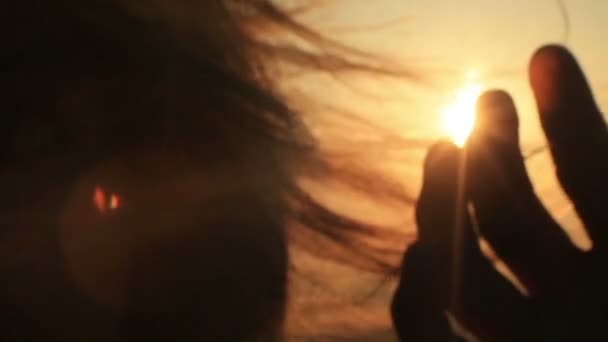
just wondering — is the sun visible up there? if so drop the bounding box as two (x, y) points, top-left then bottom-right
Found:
(441, 80), (483, 147)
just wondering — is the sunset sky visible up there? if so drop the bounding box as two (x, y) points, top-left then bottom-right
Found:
(398, 0), (604, 243)
(292, 0), (606, 240)
(309, 0), (608, 144)
(286, 2), (606, 340)
(288, 2), (606, 340)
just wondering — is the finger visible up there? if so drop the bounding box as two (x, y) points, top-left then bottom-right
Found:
(466, 90), (579, 294)
(529, 45), (608, 248)
(392, 142), (461, 341)
(395, 142), (536, 341)
(416, 141), (466, 250)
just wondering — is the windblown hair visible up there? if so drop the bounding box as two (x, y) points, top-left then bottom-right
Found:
(4, 0), (414, 275)
(1, 0), (418, 340)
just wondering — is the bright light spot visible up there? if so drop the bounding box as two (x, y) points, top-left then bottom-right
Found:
(93, 186), (120, 213)
(93, 186), (107, 213)
(441, 81), (483, 147)
(109, 194), (120, 210)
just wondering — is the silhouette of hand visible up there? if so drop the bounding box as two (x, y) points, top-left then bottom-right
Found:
(391, 45), (608, 341)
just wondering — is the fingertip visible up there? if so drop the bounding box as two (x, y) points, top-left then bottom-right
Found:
(530, 44), (572, 65)
(476, 89), (513, 109)
(529, 44), (596, 115)
(529, 45), (569, 113)
(529, 44), (573, 81)
(471, 90), (519, 149)
(421, 141), (461, 199)
(475, 90), (518, 129)
(423, 141), (460, 176)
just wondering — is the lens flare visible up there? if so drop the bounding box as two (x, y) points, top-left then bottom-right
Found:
(93, 186), (107, 213)
(93, 186), (121, 213)
(442, 82), (482, 147)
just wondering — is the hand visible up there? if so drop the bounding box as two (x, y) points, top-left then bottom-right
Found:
(391, 45), (608, 341)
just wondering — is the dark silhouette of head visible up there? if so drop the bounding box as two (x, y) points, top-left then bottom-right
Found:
(1, 1), (412, 340)
(1, 1), (300, 340)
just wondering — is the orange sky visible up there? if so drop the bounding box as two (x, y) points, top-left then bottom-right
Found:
(300, 0), (608, 144)
(289, 0), (607, 246)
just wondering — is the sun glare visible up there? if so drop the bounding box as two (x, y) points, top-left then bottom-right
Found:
(442, 79), (483, 147)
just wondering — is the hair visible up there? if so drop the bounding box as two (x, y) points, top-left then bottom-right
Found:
(4, 0), (414, 259)
(232, 0), (418, 272)
(2, 0), (416, 340)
